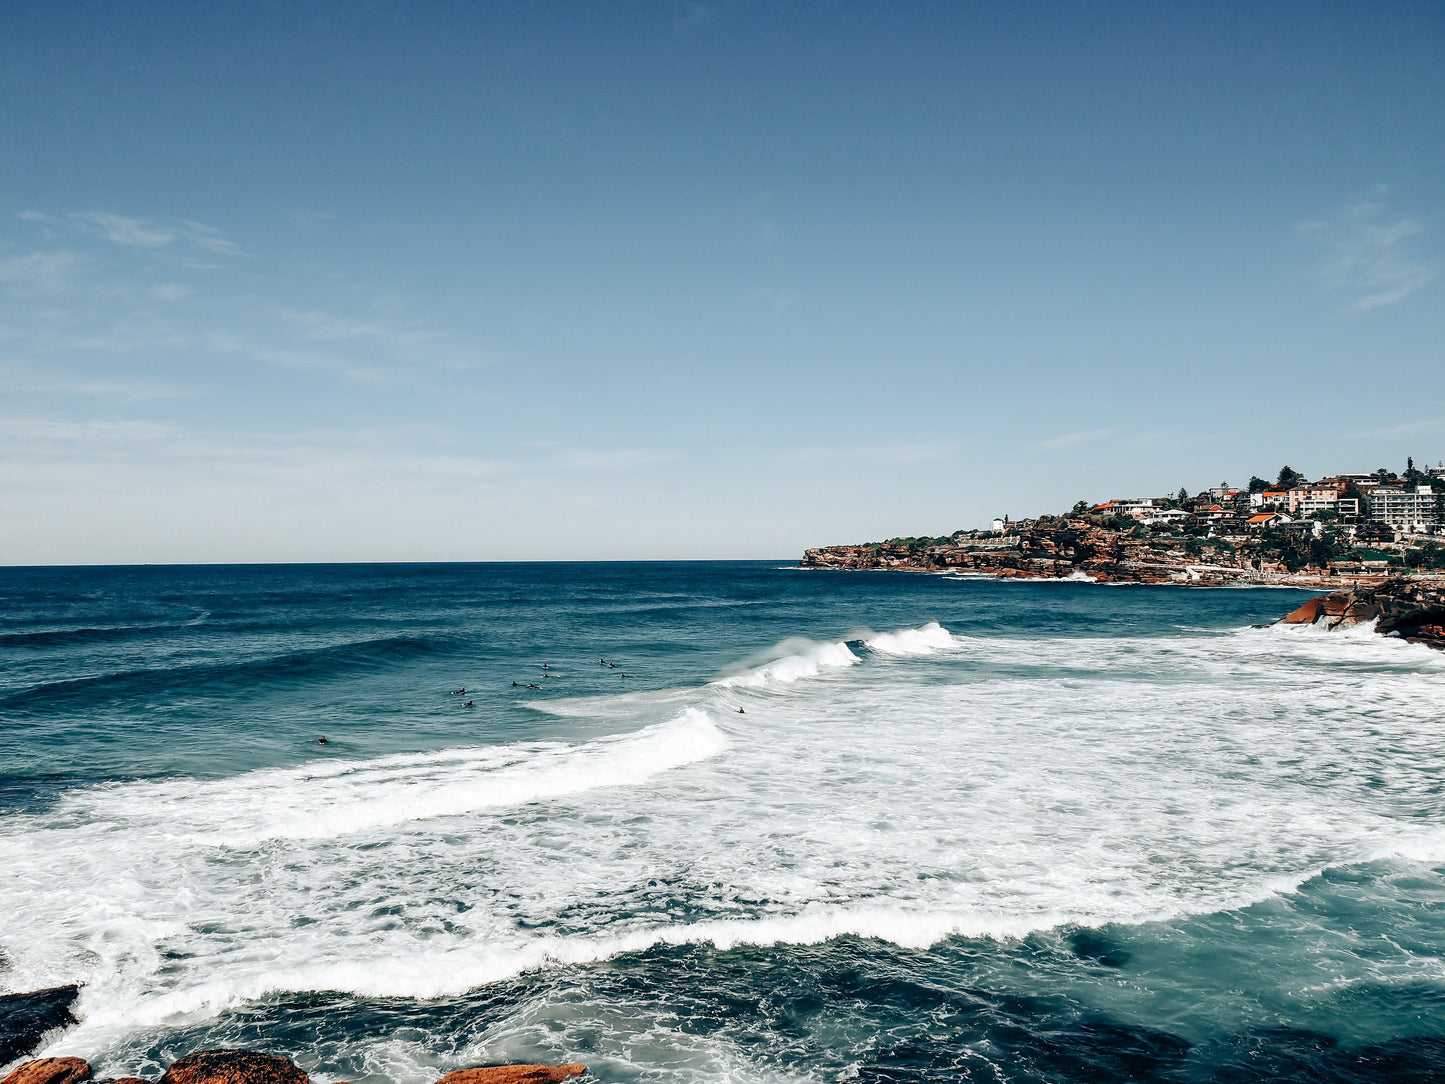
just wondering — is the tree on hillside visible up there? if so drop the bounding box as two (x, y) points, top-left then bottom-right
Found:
(1375, 467), (1392, 485)
(1177, 487), (1189, 505)
(1404, 457), (1433, 488)
(1276, 465), (1305, 489)
(1248, 476), (1269, 492)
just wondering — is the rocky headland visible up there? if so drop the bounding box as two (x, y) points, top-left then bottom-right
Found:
(800, 518), (1430, 587)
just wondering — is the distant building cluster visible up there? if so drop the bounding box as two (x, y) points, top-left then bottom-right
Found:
(1069, 462), (1445, 538)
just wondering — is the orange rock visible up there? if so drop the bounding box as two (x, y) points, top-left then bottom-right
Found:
(158, 1052), (307, 1084)
(1, 1059), (92, 1084)
(434, 1066), (586, 1084)
(1280, 598), (1322, 624)
(102, 1078), (151, 1084)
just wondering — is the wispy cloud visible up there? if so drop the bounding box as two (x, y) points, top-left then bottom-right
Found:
(1342, 419), (1444, 440)
(19, 209), (250, 259)
(0, 250), (86, 293)
(1300, 188), (1439, 312)
(0, 210), (490, 384)
(553, 447), (678, 472)
(1029, 427), (1116, 452)
(787, 439), (959, 466)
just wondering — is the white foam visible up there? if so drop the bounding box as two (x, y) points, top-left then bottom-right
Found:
(864, 621), (956, 656)
(712, 639), (859, 687)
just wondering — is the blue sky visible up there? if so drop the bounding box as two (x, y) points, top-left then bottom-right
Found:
(1, 1), (1441, 562)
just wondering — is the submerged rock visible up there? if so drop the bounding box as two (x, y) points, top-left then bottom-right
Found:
(0, 987), (82, 1069)
(158, 1053), (307, 1084)
(434, 1066), (586, 1084)
(0, 1058), (91, 1084)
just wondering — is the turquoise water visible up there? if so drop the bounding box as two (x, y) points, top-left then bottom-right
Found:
(3, 562), (1445, 1082)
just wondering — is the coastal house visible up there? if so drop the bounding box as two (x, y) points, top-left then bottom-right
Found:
(1251, 489), (1289, 510)
(1246, 512), (1291, 529)
(1143, 508), (1189, 526)
(1111, 497), (1157, 520)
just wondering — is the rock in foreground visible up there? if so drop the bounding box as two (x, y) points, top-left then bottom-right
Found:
(1279, 577), (1445, 650)
(435, 1067), (585, 1084)
(0, 1058), (91, 1084)
(159, 1052), (307, 1084)
(0, 987), (82, 1069)
(6, 1050), (584, 1084)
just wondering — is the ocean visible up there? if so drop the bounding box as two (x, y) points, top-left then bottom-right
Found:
(3, 562), (1445, 1083)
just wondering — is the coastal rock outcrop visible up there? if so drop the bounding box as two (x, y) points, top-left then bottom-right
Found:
(158, 1052), (307, 1084)
(0, 987), (82, 1069)
(1279, 577), (1445, 649)
(0, 1058), (91, 1084)
(434, 1066), (586, 1084)
(7, 1055), (586, 1084)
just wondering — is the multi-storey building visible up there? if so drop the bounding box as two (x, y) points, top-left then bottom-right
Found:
(1367, 486), (1442, 531)
(1285, 483), (1345, 513)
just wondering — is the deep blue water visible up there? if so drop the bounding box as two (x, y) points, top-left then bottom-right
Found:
(3, 562), (1445, 1083)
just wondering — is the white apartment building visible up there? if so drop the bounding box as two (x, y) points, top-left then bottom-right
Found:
(1368, 486), (1442, 531)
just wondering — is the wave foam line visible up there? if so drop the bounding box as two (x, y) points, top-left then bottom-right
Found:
(60, 870), (1333, 1033)
(52, 709), (726, 848)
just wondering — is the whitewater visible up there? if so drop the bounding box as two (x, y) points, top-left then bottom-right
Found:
(3, 562), (1445, 1083)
